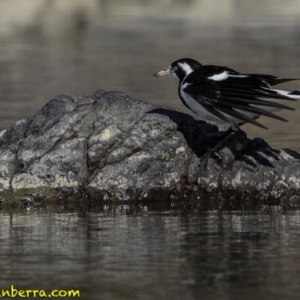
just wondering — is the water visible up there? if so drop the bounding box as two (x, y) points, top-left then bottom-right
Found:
(1, 203), (300, 300)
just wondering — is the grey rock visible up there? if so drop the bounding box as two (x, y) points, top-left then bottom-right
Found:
(0, 90), (300, 204)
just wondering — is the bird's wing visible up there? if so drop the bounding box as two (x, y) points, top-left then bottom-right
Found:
(183, 67), (298, 128)
(202, 65), (299, 86)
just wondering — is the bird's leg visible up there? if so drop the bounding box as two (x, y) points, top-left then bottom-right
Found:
(209, 124), (240, 157)
(199, 123), (246, 170)
(200, 127), (235, 163)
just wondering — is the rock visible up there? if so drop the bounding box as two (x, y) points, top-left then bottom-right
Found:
(0, 90), (300, 205)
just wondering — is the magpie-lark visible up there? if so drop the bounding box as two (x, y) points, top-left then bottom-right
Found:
(154, 58), (300, 131)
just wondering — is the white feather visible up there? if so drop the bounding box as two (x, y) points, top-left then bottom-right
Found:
(208, 72), (249, 81)
(178, 62), (193, 76)
(273, 89), (300, 99)
(208, 71), (229, 81)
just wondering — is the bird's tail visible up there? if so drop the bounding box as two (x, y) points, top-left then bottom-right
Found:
(287, 89), (300, 98)
(256, 89), (299, 113)
(272, 89), (300, 100)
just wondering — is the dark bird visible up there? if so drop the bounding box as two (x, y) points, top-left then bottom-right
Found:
(154, 58), (300, 131)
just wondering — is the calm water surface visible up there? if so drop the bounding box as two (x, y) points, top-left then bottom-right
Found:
(1, 203), (300, 300)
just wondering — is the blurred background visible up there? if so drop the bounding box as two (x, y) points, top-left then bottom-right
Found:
(1, 0), (300, 150)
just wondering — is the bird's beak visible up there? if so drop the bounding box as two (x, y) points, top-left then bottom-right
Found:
(153, 69), (170, 77)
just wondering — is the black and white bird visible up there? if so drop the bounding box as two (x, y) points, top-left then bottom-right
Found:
(154, 58), (300, 130)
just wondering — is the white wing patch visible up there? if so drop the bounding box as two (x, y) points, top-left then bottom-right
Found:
(208, 71), (249, 81)
(208, 71), (229, 81)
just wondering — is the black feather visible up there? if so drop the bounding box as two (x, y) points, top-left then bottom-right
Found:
(215, 100), (288, 122)
(207, 103), (268, 129)
(219, 96), (295, 111)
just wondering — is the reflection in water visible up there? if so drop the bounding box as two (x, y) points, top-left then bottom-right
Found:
(1, 203), (300, 300)
(0, 1), (300, 150)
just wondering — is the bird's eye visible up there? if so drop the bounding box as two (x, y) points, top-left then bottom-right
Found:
(173, 67), (178, 71)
